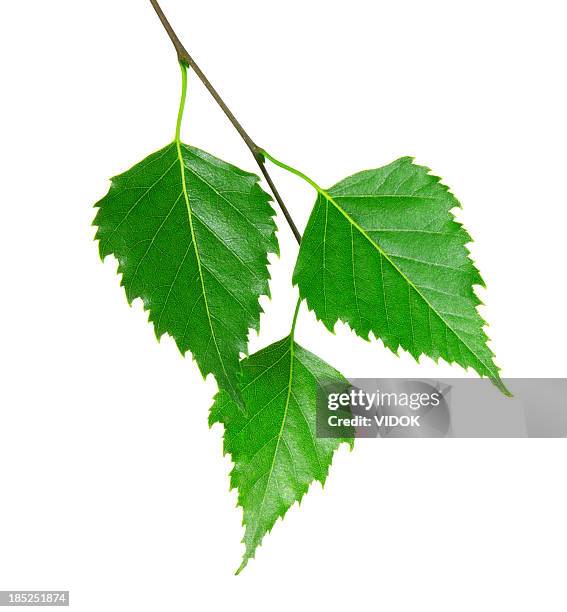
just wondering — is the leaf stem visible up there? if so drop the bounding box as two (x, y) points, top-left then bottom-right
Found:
(148, 0), (301, 244)
(175, 61), (188, 142)
(260, 149), (327, 197)
(290, 298), (301, 341)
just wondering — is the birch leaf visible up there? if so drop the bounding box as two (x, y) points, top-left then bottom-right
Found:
(293, 157), (508, 395)
(94, 143), (278, 404)
(210, 337), (353, 573)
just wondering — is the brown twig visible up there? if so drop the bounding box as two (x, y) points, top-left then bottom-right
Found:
(148, 0), (302, 244)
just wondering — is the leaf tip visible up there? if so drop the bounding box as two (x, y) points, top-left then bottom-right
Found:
(493, 376), (513, 397)
(235, 559), (248, 575)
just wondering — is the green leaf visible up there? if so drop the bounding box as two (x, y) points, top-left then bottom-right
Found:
(94, 143), (278, 404)
(210, 336), (353, 573)
(293, 157), (509, 395)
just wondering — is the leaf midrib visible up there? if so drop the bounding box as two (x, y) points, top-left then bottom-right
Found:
(175, 141), (234, 395)
(244, 339), (295, 563)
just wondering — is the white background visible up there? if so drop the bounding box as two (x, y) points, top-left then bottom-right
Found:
(1, 0), (566, 610)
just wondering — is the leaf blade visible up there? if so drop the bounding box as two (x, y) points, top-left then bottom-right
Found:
(293, 157), (508, 395)
(94, 143), (278, 403)
(210, 337), (353, 573)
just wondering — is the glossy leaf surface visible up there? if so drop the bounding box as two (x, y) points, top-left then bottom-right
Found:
(210, 336), (353, 572)
(293, 157), (508, 394)
(94, 143), (278, 403)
